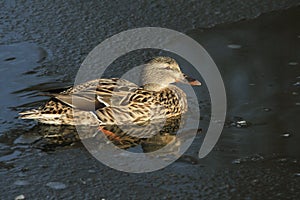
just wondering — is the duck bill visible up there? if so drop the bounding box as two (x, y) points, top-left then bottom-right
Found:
(180, 74), (201, 86)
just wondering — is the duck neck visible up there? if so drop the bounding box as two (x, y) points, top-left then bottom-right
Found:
(142, 83), (168, 91)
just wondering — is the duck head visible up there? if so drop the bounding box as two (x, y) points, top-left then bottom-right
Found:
(142, 56), (201, 91)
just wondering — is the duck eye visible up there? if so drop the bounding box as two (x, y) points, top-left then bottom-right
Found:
(165, 66), (172, 70)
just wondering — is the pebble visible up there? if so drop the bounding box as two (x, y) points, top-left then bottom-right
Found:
(232, 159), (241, 164)
(281, 132), (291, 138)
(263, 108), (271, 112)
(15, 194), (25, 200)
(236, 120), (248, 128)
(227, 44), (242, 49)
(294, 173), (300, 177)
(292, 92), (298, 95)
(293, 81), (300, 86)
(46, 182), (67, 190)
(228, 117), (250, 128)
(295, 102), (300, 106)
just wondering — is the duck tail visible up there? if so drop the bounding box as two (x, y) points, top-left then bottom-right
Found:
(19, 109), (42, 119)
(19, 109), (66, 125)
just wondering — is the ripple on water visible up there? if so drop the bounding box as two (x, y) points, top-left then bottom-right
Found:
(0, 42), (50, 133)
(288, 61), (298, 66)
(13, 135), (42, 145)
(0, 150), (22, 162)
(14, 180), (30, 186)
(227, 44), (242, 49)
(0, 42), (65, 166)
(46, 182), (67, 190)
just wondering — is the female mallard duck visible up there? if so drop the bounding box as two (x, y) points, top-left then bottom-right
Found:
(20, 57), (201, 126)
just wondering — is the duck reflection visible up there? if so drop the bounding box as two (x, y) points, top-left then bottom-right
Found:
(30, 115), (186, 154)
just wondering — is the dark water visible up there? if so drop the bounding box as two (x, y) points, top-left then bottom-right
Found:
(0, 43), (62, 170)
(0, 43), (46, 132)
(0, 5), (300, 200)
(188, 7), (300, 161)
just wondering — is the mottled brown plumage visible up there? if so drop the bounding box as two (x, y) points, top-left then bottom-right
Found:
(19, 57), (201, 147)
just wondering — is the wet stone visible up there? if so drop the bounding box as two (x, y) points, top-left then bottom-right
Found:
(227, 117), (251, 128)
(293, 81), (300, 86)
(236, 120), (248, 128)
(232, 159), (241, 164)
(293, 173), (300, 177)
(46, 182), (67, 190)
(281, 132), (291, 138)
(15, 194), (25, 200)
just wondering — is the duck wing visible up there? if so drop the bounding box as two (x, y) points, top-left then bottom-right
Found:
(52, 78), (139, 111)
